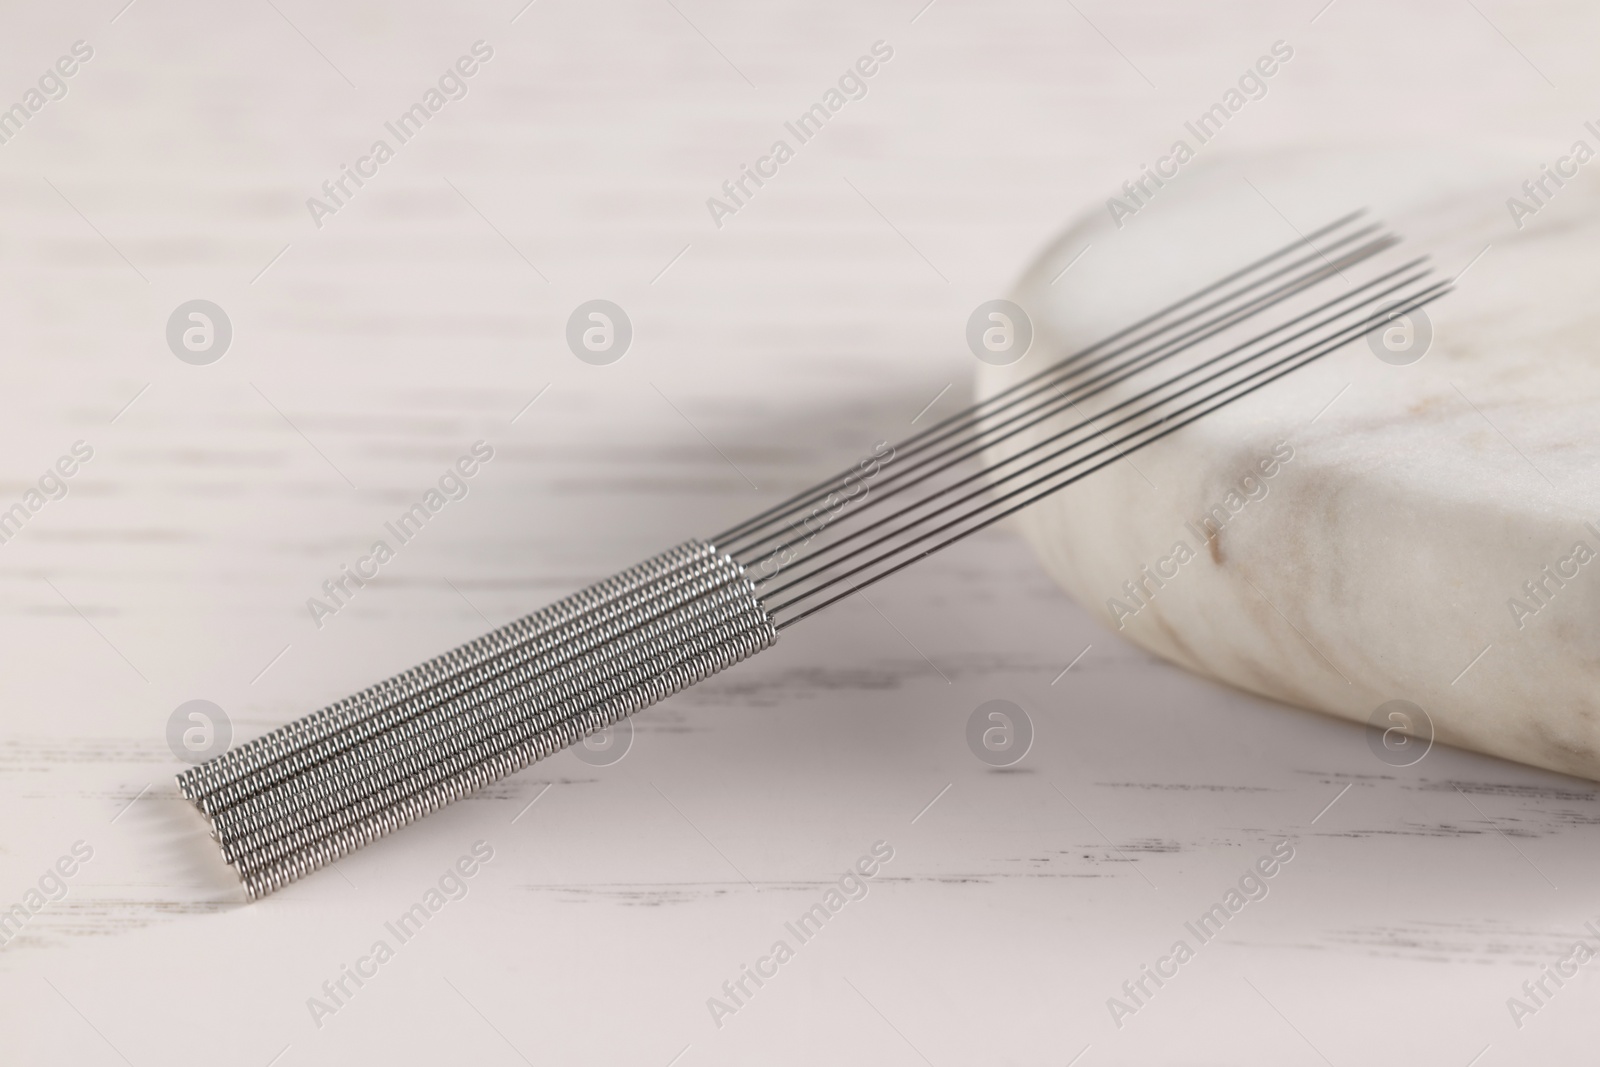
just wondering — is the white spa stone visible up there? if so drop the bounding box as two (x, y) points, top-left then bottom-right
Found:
(978, 149), (1600, 780)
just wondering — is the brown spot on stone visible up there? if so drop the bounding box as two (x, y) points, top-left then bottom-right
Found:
(1208, 530), (1225, 565)
(1407, 393), (1449, 417)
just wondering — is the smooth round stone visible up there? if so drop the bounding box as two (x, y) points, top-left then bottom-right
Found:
(977, 149), (1600, 780)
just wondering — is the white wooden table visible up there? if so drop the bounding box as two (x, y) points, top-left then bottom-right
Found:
(2, 1), (1597, 1063)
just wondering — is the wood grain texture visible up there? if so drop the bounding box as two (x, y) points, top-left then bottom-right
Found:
(1, 1), (1598, 1064)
